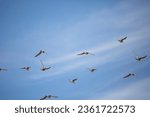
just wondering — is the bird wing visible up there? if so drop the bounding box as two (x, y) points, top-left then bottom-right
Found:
(21, 67), (25, 69)
(40, 96), (47, 100)
(123, 36), (127, 40)
(40, 60), (45, 68)
(45, 67), (51, 70)
(73, 79), (77, 82)
(123, 74), (130, 78)
(35, 51), (41, 57)
(141, 55), (147, 59)
(77, 52), (84, 55)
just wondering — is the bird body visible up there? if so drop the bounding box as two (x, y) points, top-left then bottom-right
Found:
(69, 78), (78, 84)
(123, 73), (135, 79)
(77, 51), (94, 56)
(118, 36), (127, 43)
(0, 68), (7, 71)
(40, 60), (51, 71)
(40, 95), (58, 100)
(35, 50), (47, 57)
(21, 67), (31, 71)
(41, 67), (51, 71)
(136, 55), (147, 61)
(88, 68), (96, 72)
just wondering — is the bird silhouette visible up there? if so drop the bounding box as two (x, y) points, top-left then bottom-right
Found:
(123, 73), (135, 79)
(40, 95), (58, 100)
(118, 36), (127, 43)
(69, 78), (78, 84)
(88, 68), (96, 72)
(35, 50), (47, 57)
(77, 51), (94, 56)
(0, 68), (7, 71)
(136, 55), (147, 61)
(20, 67), (31, 71)
(40, 60), (51, 71)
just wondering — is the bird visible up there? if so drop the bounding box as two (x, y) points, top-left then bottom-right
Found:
(77, 51), (94, 56)
(20, 67), (31, 71)
(35, 50), (47, 57)
(136, 55), (147, 61)
(69, 78), (78, 84)
(123, 73), (135, 79)
(40, 95), (58, 100)
(0, 68), (7, 71)
(118, 36), (127, 43)
(40, 60), (51, 71)
(88, 68), (96, 72)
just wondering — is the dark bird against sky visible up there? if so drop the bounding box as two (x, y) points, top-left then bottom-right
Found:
(123, 73), (135, 79)
(69, 78), (78, 84)
(20, 67), (31, 71)
(35, 50), (47, 57)
(0, 68), (7, 71)
(136, 55), (147, 61)
(40, 95), (58, 100)
(118, 36), (127, 43)
(88, 68), (96, 72)
(40, 60), (51, 71)
(77, 51), (94, 56)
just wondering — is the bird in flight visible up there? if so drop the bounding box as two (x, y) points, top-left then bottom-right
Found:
(0, 68), (7, 71)
(40, 95), (58, 100)
(118, 36), (127, 43)
(77, 51), (94, 56)
(35, 50), (47, 57)
(88, 68), (96, 72)
(136, 55), (147, 61)
(20, 67), (31, 71)
(123, 73), (135, 79)
(69, 78), (78, 84)
(40, 60), (51, 71)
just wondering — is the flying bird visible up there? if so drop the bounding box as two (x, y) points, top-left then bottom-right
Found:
(88, 68), (96, 72)
(118, 36), (127, 43)
(77, 51), (94, 56)
(69, 78), (78, 84)
(136, 55), (147, 61)
(0, 68), (7, 71)
(20, 67), (31, 71)
(123, 73), (135, 79)
(40, 60), (51, 71)
(40, 95), (58, 100)
(35, 50), (47, 57)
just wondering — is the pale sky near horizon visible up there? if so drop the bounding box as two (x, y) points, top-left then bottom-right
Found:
(0, 0), (150, 100)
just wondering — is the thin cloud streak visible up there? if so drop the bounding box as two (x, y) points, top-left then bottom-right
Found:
(94, 77), (150, 100)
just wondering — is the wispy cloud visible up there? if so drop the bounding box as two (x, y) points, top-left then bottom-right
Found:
(93, 77), (150, 100)
(28, 0), (150, 80)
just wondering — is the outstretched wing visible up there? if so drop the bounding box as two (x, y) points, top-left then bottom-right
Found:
(77, 52), (84, 55)
(122, 36), (127, 40)
(141, 55), (147, 59)
(1, 68), (7, 71)
(45, 67), (51, 70)
(35, 51), (41, 57)
(73, 79), (77, 82)
(40, 60), (45, 68)
(40, 96), (47, 100)
(123, 74), (130, 78)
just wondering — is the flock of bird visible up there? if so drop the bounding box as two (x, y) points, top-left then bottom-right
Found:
(0, 36), (148, 100)
(118, 36), (147, 79)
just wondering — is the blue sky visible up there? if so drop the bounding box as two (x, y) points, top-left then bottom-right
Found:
(0, 0), (150, 100)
